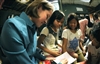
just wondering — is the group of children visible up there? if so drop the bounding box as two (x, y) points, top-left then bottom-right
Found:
(37, 10), (100, 64)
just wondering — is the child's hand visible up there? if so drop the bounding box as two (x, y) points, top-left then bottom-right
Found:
(77, 60), (87, 64)
(82, 50), (86, 56)
(60, 58), (68, 64)
(45, 57), (55, 60)
(51, 51), (61, 57)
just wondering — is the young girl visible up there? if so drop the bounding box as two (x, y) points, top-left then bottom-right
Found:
(62, 13), (85, 64)
(37, 10), (65, 57)
(86, 22), (100, 64)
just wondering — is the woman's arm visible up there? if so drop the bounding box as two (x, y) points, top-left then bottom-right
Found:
(0, 20), (34, 64)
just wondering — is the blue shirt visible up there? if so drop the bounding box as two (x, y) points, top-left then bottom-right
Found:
(0, 12), (43, 64)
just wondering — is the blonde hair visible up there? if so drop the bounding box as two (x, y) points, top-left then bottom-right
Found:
(25, 0), (53, 18)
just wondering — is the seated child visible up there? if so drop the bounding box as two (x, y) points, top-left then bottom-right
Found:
(86, 22), (100, 64)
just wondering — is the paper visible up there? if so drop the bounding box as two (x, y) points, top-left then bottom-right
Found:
(53, 52), (76, 64)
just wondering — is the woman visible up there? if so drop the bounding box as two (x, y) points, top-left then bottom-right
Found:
(0, 0), (53, 64)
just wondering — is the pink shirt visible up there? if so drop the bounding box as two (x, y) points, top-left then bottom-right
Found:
(79, 18), (88, 40)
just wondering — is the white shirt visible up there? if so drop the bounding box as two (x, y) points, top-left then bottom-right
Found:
(62, 29), (82, 52)
(88, 44), (100, 64)
(40, 27), (60, 56)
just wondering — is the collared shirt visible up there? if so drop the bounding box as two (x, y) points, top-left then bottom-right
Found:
(0, 12), (38, 64)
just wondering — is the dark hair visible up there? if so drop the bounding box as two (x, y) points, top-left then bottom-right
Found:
(25, 0), (53, 18)
(93, 12), (98, 20)
(47, 10), (65, 27)
(85, 15), (93, 27)
(67, 13), (79, 30)
(91, 22), (100, 42)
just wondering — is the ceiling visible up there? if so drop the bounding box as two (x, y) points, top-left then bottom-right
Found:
(61, 0), (100, 7)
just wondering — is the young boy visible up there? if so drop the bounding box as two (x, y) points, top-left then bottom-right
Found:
(86, 22), (100, 64)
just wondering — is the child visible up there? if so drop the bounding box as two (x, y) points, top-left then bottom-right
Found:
(62, 13), (85, 64)
(37, 10), (65, 57)
(86, 22), (100, 64)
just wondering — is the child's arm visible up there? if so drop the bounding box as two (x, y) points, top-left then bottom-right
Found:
(37, 34), (61, 57)
(62, 38), (67, 53)
(57, 43), (62, 48)
(79, 39), (86, 55)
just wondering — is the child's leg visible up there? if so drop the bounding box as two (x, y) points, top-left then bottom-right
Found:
(69, 52), (78, 58)
(77, 50), (85, 62)
(72, 60), (77, 64)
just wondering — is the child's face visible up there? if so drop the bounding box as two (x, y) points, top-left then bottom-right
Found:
(89, 33), (94, 41)
(53, 17), (64, 29)
(92, 36), (100, 47)
(69, 19), (78, 30)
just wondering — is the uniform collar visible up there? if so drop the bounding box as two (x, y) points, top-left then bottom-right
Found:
(20, 12), (34, 28)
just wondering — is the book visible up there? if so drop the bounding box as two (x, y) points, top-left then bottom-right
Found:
(53, 52), (76, 64)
